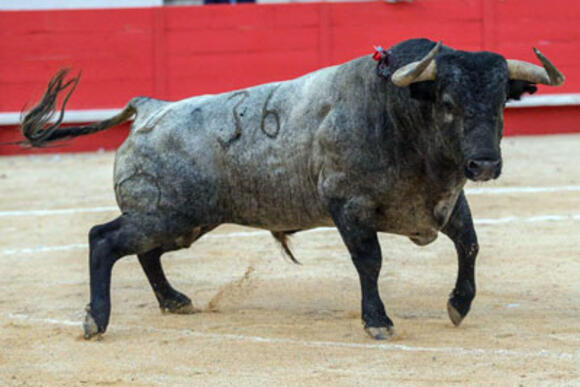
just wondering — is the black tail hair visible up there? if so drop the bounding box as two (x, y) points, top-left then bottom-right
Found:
(20, 68), (134, 147)
(271, 231), (300, 265)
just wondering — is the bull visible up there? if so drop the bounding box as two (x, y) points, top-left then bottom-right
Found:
(21, 38), (564, 340)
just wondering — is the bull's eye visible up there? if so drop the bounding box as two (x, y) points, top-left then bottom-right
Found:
(442, 100), (455, 123)
(444, 112), (454, 123)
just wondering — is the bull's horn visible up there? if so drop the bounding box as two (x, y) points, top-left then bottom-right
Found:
(507, 48), (565, 86)
(391, 41), (441, 87)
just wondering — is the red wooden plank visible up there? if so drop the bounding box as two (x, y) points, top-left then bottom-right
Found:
(504, 106), (580, 136)
(481, 0), (495, 50)
(0, 61), (153, 85)
(166, 27), (319, 55)
(0, 8), (152, 33)
(167, 50), (320, 98)
(153, 7), (168, 99)
(164, 3), (320, 30)
(165, 4), (275, 30)
(329, 0), (482, 26)
(0, 79), (154, 112)
(496, 22), (580, 46)
(0, 32), (153, 71)
(495, 0), (580, 21)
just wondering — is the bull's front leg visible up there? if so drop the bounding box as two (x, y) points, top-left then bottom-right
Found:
(442, 191), (479, 326)
(328, 199), (394, 340)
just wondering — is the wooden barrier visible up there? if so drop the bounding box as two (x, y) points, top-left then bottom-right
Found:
(1, 0), (579, 154)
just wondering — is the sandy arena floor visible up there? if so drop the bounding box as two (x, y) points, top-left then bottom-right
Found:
(0, 134), (579, 385)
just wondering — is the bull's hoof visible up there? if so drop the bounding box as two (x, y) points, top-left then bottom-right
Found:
(447, 299), (465, 326)
(365, 326), (395, 340)
(83, 309), (103, 340)
(160, 297), (199, 315)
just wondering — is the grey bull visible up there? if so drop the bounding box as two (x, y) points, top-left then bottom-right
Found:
(21, 38), (564, 340)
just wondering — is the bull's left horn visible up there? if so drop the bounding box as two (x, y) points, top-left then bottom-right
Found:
(391, 41), (441, 87)
(507, 48), (565, 86)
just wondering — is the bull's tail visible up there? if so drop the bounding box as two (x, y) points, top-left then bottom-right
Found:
(20, 69), (136, 147)
(271, 231), (300, 265)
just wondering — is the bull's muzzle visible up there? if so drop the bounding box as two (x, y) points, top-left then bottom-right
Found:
(465, 159), (502, 181)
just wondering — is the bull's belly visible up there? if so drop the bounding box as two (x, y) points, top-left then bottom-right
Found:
(378, 212), (440, 245)
(222, 180), (332, 231)
(375, 190), (461, 245)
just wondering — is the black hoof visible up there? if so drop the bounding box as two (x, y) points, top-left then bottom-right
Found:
(365, 325), (395, 340)
(447, 296), (471, 326)
(83, 305), (106, 340)
(159, 293), (199, 314)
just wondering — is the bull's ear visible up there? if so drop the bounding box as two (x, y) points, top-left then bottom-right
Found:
(409, 81), (436, 102)
(508, 80), (537, 101)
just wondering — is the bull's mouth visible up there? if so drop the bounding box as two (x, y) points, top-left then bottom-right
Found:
(464, 159), (502, 182)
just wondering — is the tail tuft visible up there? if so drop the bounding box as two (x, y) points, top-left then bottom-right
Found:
(21, 68), (80, 147)
(271, 231), (301, 265)
(20, 68), (135, 148)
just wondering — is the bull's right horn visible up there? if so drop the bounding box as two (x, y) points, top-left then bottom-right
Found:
(507, 48), (565, 86)
(391, 41), (441, 87)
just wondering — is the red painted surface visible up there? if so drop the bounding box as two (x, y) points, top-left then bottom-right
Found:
(1, 0), (579, 155)
(0, 124), (131, 155)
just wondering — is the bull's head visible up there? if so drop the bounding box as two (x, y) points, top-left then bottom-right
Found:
(391, 41), (564, 182)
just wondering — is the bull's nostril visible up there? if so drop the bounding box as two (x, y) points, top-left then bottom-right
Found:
(465, 159), (501, 181)
(467, 160), (480, 172)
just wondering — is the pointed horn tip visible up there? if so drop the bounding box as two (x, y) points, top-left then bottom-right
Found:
(433, 40), (442, 50)
(425, 41), (442, 59)
(532, 47), (565, 85)
(532, 47), (545, 58)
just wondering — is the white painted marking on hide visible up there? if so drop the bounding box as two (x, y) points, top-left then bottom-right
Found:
(5, 313), (576, 360)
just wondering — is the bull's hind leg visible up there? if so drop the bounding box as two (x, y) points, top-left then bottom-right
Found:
(138, 248), (196, 314)
(442, 192), (479, 326)
(84, 213), (192, 339)
(137, 226), (215, 314)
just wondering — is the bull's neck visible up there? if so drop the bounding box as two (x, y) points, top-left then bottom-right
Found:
(353, 58), (465, 186)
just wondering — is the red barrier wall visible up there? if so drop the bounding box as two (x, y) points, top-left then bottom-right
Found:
(1, 0), (579, 154)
